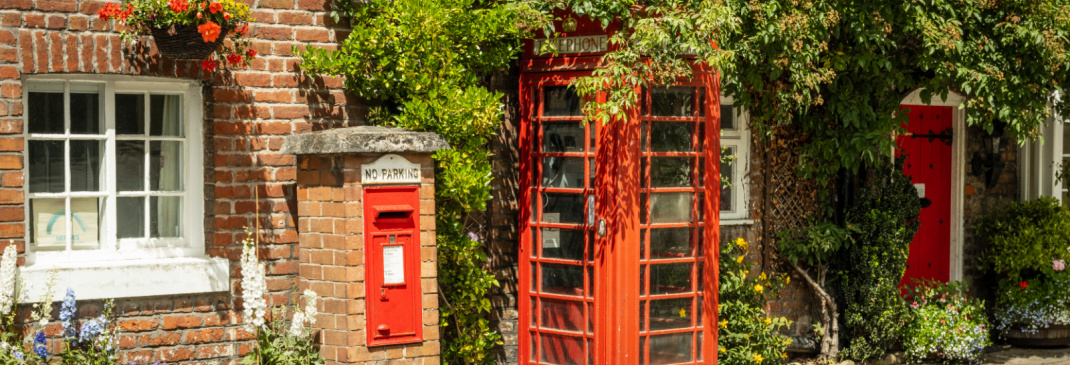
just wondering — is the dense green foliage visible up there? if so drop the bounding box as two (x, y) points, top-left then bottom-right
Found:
(300, 0), (540, 362)
(242, 306), (326, 365)
(838, 161), (921, 361)
(724, 0), (1070, 181)
(976, 198), (1070, 275)
(976, 198), (1070, 334)
(718, 238), (792, 364)
(902, 280), (990, 364)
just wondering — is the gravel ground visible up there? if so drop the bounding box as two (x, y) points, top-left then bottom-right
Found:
(983, 346), (1070, 365)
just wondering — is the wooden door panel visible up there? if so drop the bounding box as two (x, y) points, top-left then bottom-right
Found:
(898, 105), (952, 284)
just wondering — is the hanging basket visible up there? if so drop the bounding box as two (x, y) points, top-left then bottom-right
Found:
(149, 24), (227, 60)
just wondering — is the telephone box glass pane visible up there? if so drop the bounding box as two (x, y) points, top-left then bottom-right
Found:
(648, 333), (693, 364)
(543, 86), (582, 117)
(543, 123), (585, 152)
(649, 193), (693, 223)
(650, 157), (694, 187)
(541, 228), (585, 261)
(539, 333), (584, 365)
(649, 228), (692, 259)
(542, 193), (584, 224)
(649, 297), (692, 330)
(542, 263), (584, 296)
(543, 157), (585, 188)
(541, 298), (585, 332)
(650, 122), (694, 152)
(651, 87), (695, 117)
(649, 263), (692, 295)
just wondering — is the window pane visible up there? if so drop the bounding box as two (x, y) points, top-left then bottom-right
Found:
(542, 263), (583, 296)
(543, 122), (585, 152)
(649, 297), (692, 330)
(69, 140), (103, 192)
(28, 140), (64, 193)
(650, 157), (694, 187)
(721, 104), (735, 130)
(115, 94), (145, 135)
(650, 122), (694, 152)
(543, 157), (585, 188)
(721, 147), (734, 212)
(649, 193), (693, 223)
(541, 298), (584, 332)
(117, 197), (145, 239)
(650, 228), (692, 259)
(651, 87), (694, 117)
(151, 196), (182, 238)
(71, 197), (103, 250)
(150, 94), (183, 136)
(539, 333), (583, 365)
(543, 86), (582, 117)
(30, 198), (67, 251)
(648, 332), (692, 364)
(117, 141), (145, 191)
(69, 91), (101, 134)
(541, 228), (585, 261)
(28, 92), (64, 134)
(150, 141), (183, 191)
(542, 193), (584, 224)
(650, 263), (692, 294)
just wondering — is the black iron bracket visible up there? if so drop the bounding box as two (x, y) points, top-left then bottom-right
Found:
(909, 128), (953, 146)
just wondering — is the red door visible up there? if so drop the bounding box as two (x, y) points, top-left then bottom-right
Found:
(897, 105), (952, 284)
(518, 72), (720, 364)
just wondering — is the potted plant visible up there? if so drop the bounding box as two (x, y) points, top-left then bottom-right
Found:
(976, 197), (1070, 346)
(97, 0), (256, 70)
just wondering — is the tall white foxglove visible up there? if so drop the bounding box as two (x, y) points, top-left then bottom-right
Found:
(0, 244), (16, 315)
(240, 239), (267, 332)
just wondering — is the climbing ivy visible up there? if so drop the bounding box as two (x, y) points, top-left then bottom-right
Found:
(299, 0), (543, 363)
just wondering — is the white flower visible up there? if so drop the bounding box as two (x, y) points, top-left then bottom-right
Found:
(0, 244), (18, 315)
(240, 236), (267, 332)
(287, 289), (319, 337)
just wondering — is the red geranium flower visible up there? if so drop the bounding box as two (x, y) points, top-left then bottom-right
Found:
(246, 48), (257, 58)
(226, 53), (242, 65)
(197, 21), (222, 42)
(97, 3), (121, 20)
(201, 59), (217, 71)
(1019, 281), (1028, 289)
(237, 23), (249, 36)
(209, 2), (222, 14)
(168, 0), (189, 13)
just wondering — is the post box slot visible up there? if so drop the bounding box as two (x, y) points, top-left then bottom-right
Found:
(377, 211), (411, 220)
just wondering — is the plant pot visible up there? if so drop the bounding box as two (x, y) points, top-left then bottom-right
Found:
(150, 24), (226, 60)
(1005, 323), (1070, 348)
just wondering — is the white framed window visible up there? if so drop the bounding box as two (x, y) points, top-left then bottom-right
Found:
(21, 75), (227, 301)
(720, 96), (750, 223)
(1020, 97), (1067, 202)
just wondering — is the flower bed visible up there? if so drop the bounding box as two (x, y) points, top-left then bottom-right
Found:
(901, 280), (990, 364)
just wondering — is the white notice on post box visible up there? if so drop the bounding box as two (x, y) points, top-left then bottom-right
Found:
(383, 245), (405, 285)
(914, 183), (926, 198)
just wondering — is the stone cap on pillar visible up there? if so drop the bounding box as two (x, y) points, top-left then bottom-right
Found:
(280, 126), (450, 155)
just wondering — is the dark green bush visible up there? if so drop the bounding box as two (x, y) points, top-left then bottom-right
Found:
(838, 161), (921, 361)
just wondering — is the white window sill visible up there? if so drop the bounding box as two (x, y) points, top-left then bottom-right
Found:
(720, 219), (755, 226)
(18, 256), (230, 302)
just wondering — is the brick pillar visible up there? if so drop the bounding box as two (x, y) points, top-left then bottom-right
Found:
(282, 127), (448, 365)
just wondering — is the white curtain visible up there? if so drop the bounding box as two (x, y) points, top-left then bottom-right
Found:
(157, 95), (182, 238)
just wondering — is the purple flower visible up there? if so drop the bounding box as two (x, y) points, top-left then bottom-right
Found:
(467, 232), (479, 242)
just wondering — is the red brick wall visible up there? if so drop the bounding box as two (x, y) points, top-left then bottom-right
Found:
(0, 0), (358, 363)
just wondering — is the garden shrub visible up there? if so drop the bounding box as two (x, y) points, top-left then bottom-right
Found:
(718, 238), (792, 364)
(902, 280), (990, 364)
(976, 198), (1070, 335)
(838, 161), (920, 362)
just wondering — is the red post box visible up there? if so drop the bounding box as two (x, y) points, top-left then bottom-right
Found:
(364, 185), (422, 346)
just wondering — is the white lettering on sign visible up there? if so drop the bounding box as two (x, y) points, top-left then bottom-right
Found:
(382, 244), (405, 285)
(534, 35), (608, 55)
(362, 154), (422, 185)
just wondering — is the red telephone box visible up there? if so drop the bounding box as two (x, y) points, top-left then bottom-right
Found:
(518, 14), (721, 365)
(364, 185), (422, 346)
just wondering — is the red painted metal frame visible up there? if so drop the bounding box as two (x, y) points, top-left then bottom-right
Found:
(518, 48), (721, 365)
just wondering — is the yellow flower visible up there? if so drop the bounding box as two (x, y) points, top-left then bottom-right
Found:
(764, 317), (772, 324)
(782, 353), (788, 359)
(736, 255), (745, 263)
(734, 237), (747, 248)
(719, 347), (726, 354)
(754, 354), (764, 362)
(759, 272), (767, 281)
(754, 284), (764, 293)
(719, 319), (727, 328)
(786, 276), (791, 284)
